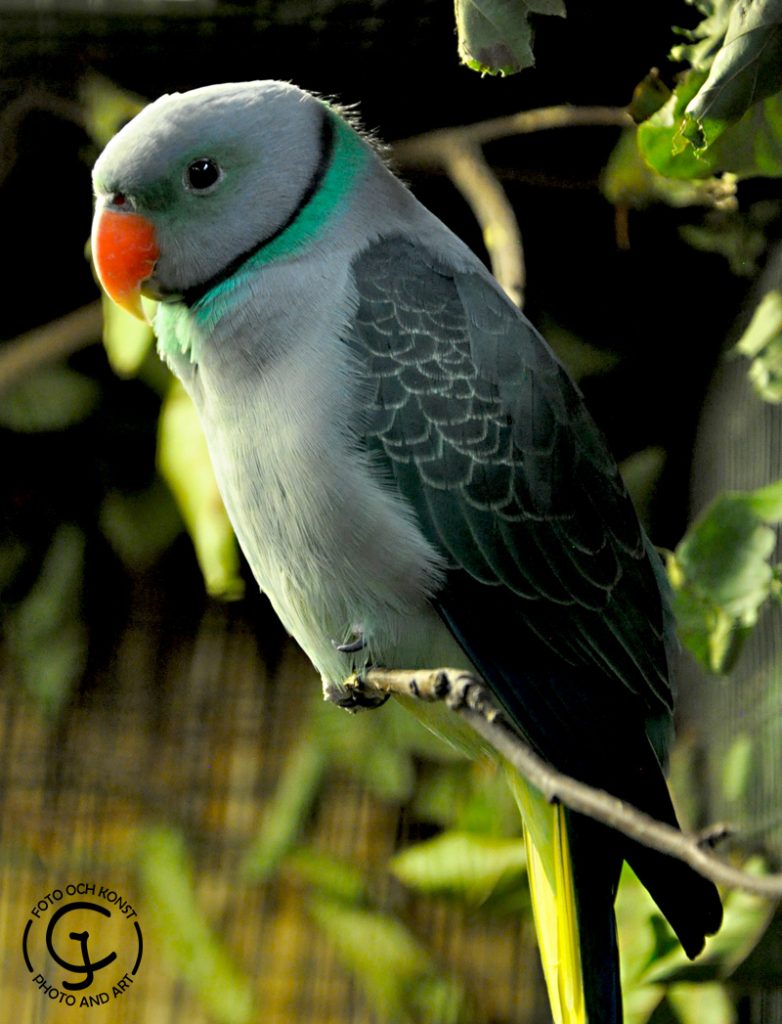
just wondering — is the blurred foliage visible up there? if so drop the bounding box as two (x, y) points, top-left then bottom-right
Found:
(137, 826), (255, 1024)
(667, 480), (782, 674)
(735, 287), (782, 402)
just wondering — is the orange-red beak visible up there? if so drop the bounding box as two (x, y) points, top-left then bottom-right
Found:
(92, 206), (160, 321)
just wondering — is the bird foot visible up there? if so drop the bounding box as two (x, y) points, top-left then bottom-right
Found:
(324, 671), (390, 713)
(333, 626), (367, 654)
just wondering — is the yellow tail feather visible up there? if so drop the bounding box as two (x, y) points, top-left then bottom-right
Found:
(507, 769), (586, 1024)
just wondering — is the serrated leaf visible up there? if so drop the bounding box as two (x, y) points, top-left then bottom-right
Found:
(684, 0), (782, 145)
(390, 830), (526, 908)
(5, 525), (87, 717)
(0, 365), (99, 432)
(137, 826), (254, 1024)
(734, 288), (782, 401)
(309, 896), (472, 1024)
(639, 67), (782, 179)
(454, 0), (565, 75)
(157, 380), (244, 600)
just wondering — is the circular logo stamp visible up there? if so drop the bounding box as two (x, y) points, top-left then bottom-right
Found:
(23, 883), (142, 1008)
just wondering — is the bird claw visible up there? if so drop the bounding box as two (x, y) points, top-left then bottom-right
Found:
(333, 627), (367, 654)
(329, 672), (390, 712)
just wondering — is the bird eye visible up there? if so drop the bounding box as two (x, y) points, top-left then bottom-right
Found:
(184, 158), (222, 192)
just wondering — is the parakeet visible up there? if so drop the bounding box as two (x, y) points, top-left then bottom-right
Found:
(91, 81), (722, 1023)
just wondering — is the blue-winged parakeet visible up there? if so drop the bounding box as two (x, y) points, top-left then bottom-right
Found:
(91, 81), (722, 1024)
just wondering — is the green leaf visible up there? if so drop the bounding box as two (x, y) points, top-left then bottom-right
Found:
(671, 0), (734, 70)
(309, 896), (472, 1024)
(390, 830), (526, 909)
(157, 380), (244, 600)
(668, 481), (782, 672)
(638, 67), (782, 179)
(678, 202), (777, 277)
(454, 0), (565, 76)
(136, 826), (254, 1024)
(683, 0), (782, 147)
(734, 287), (782, 401)
(0, 365), (99, 432)
(5, 525), (87, 717)
(602, 129), (735, 209)
(667, 982), (735, 1024)
(721, 731), (754, 802)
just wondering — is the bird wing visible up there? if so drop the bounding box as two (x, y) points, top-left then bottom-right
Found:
(345, 235), (673, 762)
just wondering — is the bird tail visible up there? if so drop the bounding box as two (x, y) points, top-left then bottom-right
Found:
(507, 771), (622, 1024)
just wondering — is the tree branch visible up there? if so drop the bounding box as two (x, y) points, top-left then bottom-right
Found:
(391, 105), (632, 309)
(329, 666), (782, 899)
(0, 302), (103, 395)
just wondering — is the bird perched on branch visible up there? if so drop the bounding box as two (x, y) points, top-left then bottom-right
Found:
(92, 80), (722, 1023)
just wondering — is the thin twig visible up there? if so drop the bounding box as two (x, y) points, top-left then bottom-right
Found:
(330, 666), (782, 899)
(0, 302), (103, 394)
(391, 105), (631, 309)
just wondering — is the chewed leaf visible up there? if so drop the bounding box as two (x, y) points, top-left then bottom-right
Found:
(454, 0), (565, 75)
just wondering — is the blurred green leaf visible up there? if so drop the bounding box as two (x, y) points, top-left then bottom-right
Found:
(137, 826), (254, 1024)
(100, 481), (183, 571)
(241, 736), (328, 881)
(309, 895), (473, 1023)
(620, 447), (667, 529)
(734, 288), (782, 402)
(413, 759), (521, 835)
(668, 480), (782, 672)
(80, 73), (146, 148)
(671, 0), (733, 70)
(678, 202), (777, 276)
(100, 293), (157, 378)
(390, 831), (526, 910)
(454, 0), (565, 75)
(5, 525), (87, 717)
(721, 732), (754, 803)
(0, 365), (99, 432)
(667, 982), (735, 1024)
(284, 847), (369, 905)
(157, 380), (244, 600)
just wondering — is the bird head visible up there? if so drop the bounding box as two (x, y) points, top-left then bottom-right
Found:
(91, 81), (333, 319)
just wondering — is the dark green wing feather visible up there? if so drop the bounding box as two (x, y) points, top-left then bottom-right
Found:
(347, 235), (673, 722)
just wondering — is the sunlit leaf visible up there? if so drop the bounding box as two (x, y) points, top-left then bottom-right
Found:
(602, 129), (735, 209)
(454, 0), (565, 75)
(390, 830), (526, 909)
(734, 288), (782, 402)
(137, 826), (254, 1024)
(638, 68), (782, 179)
(682, 0), (782, 149)
(721, 732), (754, 802)
(309, 896), (472, 1024)
(0, 365), (99, 432)
(157, 380), (244, 600)
(667, 982), (735, 1024)
(5, 525), (87, 717)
